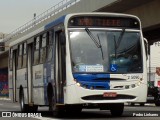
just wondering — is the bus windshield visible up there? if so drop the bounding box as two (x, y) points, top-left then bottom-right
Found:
(69, 29), (143, 73)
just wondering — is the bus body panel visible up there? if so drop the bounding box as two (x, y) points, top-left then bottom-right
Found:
(32, 64), (45, 105)
(16, 68), (27, 102)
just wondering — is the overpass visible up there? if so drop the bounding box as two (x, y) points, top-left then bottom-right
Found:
(0, 0), (160, 97)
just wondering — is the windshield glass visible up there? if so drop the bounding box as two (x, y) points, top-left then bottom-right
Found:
(69, 29), (143, 73)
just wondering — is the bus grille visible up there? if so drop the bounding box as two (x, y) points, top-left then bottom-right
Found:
(81, 94), (136, 100)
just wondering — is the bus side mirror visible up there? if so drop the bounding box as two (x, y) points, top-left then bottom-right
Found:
(144, 38), (148, 60)
(60, 32), (66, 45)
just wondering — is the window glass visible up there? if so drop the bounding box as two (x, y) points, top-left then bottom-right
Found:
(34, 37), (40, 65)
(9, 49), (13, 70)
(22, 43), (27, 68)
(17, 45), (22, 69)
(47, 31), (53, 61)
(22, 55), (27, 68)
(34, 51), (39, 65)
(19, 44), (22, 56)
(35, 37), (40, 50)
(40, 48), (46, 63)
(24, 43), (27, 54)
(69, 30), (143, 73)
(42, 33), (47, 47)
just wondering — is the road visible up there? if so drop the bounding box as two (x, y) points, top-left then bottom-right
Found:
(0, 99), (159, 120)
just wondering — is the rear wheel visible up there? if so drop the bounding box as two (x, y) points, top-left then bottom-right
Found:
(110, 103), (124, 117)
(19, 89), (38, 112)
(19, 89), (28, 112)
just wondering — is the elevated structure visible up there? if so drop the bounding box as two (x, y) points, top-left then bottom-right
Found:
(3, 0), (117, 49)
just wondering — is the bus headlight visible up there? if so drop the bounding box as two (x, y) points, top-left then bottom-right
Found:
(76, 82), (81, 87)
(136, 81), (141, 86)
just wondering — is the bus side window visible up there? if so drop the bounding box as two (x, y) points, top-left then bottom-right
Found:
(9, 48), (13, 71)
(47, 31), (53, 62)
(40, 33), (47, 63)
(22, 42), (27, 68)
(17, 44), (22, 69)
(34, 36), (40, 65)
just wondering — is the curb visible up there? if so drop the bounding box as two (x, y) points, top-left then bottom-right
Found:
(0, 97), (11, 100)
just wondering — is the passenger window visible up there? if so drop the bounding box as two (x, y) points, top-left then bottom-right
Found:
(22, 42), (27, 68)
(40, 33), (47, 63)
(34, 37), (40, 65)
(47, 31), (53, 62)
(9, 48), (13, 71)
(17, 44), (22, 69)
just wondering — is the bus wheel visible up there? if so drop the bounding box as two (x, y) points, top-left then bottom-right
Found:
(48, 96), (56, 111)
(19, 89), (28, 112)
(65, 105), (82, 114)
(110, 103), (124, 117)
(155, 96), (160, 106)
(28, 105), (38, 112)
(140, 103), (145, 106)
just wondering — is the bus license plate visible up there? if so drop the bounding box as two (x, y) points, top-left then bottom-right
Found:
(103, 92), (117, 97)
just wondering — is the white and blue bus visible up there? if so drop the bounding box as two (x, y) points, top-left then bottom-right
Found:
(9, 13), (148, 116)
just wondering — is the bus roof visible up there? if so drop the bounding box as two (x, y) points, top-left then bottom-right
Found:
(45, 15), (66, 30)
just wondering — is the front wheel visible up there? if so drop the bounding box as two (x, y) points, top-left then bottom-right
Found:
(110, 103), (124, 117)
(65, 105), (82, 114)
(155, 96), (160, 106)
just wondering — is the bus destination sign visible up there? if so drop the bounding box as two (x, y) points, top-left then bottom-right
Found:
(69, 16), (140, 29)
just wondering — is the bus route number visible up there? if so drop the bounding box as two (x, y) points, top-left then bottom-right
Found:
(128, 75), (140, 79)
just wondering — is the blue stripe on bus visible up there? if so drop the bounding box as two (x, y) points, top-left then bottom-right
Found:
(73, 74), (110, 90)
(45, 15), (66, 30)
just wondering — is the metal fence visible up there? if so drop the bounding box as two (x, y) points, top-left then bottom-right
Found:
(3, 0), (80, 42)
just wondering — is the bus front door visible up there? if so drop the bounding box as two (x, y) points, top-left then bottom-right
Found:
(55, 31), (66, 104)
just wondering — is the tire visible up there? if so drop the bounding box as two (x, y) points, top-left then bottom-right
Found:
(140, 103), (145, 106)
(155, 96), (160, 106)
(65, 105), (82, 114)
(110, 103), (124, 117)
(48, 96), (57, 112)
(19, 89), (38, 112)
(19, 89), (28, 112)
(49, 97), (65, 117)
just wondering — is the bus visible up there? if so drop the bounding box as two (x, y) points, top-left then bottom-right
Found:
(147, 41), (160, 106)
(8, 13), (148, 116)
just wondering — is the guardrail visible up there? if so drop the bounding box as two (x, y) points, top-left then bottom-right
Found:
(3, 0), (80, 42)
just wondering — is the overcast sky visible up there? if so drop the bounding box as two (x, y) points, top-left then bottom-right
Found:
(0, 0), (62, 33)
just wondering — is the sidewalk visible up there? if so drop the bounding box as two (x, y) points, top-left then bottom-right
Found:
(0, 97), (10, 101)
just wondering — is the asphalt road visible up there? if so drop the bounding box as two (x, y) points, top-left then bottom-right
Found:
(0, 99), (160, 120)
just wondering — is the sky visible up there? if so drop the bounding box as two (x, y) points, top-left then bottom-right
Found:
(0, 0), (62, 33)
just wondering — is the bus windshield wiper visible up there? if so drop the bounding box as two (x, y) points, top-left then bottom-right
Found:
(116, 28), (125, 49)
(85, 28), (101, 48)
(114, 28), (125, 59)
(97, 34), (104, 60)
